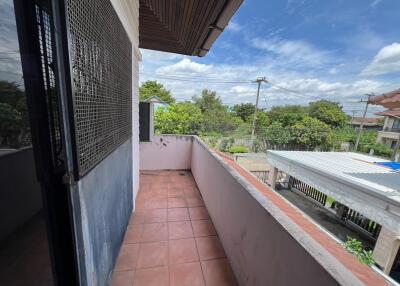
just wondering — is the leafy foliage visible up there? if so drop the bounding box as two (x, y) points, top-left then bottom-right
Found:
(232, 103), (256, 122)
(263, 122), (292, 145)
(228, 145), (249, 153)
(139, 80), (175, 104)
(309, 100), (347, 128)
(291, 116), (332, 148)
(192, 89), (222, 112)
(0, 81), (30, 147)
(268, 105), (308, 126)
(344, 237), (375, 266)
(194, 89), (242, 135)
(154, 102), (202, 135)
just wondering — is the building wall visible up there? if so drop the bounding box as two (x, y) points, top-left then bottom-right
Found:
(0, 148), (42, 242)
(71, 1), (140, 285)
(190, 139), (342, 286)
(139, 135), (193, 170)
(75, 139), (133, 286)
(374, 227), (400, 273)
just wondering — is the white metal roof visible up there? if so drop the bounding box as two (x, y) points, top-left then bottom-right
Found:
(267, 151), (400, 232)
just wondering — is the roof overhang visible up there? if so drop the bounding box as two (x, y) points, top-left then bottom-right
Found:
(369, 89), (400, 109)
(267, 151), (400, 233)
(139, 0), (243, 57)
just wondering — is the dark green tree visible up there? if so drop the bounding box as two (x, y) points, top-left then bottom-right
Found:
(268, 105), (309, 126)
(232, 103), (256, 122)
(309, 100), (347, 128)
(139, 80), (175, 104)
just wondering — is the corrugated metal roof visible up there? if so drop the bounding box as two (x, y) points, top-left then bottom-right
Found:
(267, 151), (400, 203)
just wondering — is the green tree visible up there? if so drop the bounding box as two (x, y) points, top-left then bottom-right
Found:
(232, 103), (256, 122)
(0, 81), (30, 147)
(154, 102), (202, 134)
(309, 100), (347, 128)
(263, 121), (292, 145)
(192, 89), (222, 112)
(269, 105), (309, 126)
(255, 111), (270, 134)
(139, 80), (175, 104)
(292, 116), (332, 149)
(193, 89), (242, 134)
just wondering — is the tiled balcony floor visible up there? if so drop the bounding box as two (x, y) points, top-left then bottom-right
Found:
(112, 170), (238, 286)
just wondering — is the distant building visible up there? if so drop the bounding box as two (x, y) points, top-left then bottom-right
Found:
(349, 117), (382, 130)
(375, 109), (400, 149)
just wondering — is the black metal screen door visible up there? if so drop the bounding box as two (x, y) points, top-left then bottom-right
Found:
(14, 0), (79, 285)
(139, 102), (151, 142)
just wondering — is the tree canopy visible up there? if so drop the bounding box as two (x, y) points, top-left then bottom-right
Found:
(154, 102), (202, 135)
(232, 103), (256, 122)
(268, 105), (308, 126)
(139, 80), (175, 104)
(309, 100), (347, 128)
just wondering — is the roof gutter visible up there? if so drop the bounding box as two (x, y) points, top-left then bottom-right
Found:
(195, 0), (243, 57)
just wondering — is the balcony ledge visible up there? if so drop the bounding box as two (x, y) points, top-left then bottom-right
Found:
(139, 135), (392, 286)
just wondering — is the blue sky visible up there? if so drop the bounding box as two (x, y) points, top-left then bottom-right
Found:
(141, 0), (400, 116)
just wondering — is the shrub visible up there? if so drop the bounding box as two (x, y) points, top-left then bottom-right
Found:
(219, 138), (234, 152)
(228, 145), (249, 154)
(359, 142), (392, 158)
(344, 237), (375, 266)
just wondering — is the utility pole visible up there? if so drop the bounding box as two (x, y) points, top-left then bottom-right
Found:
(354, 94), (373, 151)
(251, 77), (268, 150)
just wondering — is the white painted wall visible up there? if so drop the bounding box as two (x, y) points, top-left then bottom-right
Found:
(111, 0), (140, 206)
(139, 135), (193, 170)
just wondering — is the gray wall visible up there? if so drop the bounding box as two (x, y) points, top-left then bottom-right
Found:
(0, 148), (42, 242)
(73, 139), (133, 286)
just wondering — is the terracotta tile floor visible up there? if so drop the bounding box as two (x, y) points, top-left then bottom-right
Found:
(112, 170), (238, 286)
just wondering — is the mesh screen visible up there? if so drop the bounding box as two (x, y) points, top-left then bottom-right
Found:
(65, 0), (132, 176)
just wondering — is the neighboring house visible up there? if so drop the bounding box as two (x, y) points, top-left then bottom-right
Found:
(375, 109), (400, 149)
(140, 96), (168, 142)
(349, 117), (382, 130)
(267, 151), (400, 281)
(369, 89), (400, 110)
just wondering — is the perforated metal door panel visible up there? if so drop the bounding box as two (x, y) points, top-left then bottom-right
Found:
(65, 0), (132, 177)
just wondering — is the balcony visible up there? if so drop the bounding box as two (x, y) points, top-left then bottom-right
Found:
(112, 135), (391, 286)
(383, 127), (400, 133)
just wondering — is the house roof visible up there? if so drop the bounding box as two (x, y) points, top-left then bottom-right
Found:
(139, 0), (243, 56)
(267, 151), (400, 232)
(369, 89), (400, 109)
(142, 95), (168, 104)
(375, 108), (400, 118)
(349, 117), (382, 125)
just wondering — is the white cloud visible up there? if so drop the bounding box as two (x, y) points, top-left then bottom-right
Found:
(140, 50), (395, 111)
(251, 37), (332, 68)
(226, 21), (241, 32)
(361, 42), (400, 76)
(370, 0), (382, 8)
(156, 58), (213, 74)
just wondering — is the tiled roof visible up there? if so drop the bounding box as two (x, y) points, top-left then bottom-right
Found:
(375, 108), (400, 117)
(369, 89), (400, 109)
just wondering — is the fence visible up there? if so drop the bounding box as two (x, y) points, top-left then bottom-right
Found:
(290, 177), (381, 240)
(251, 171), (270, 184)
(290, 177), (328, 206)
(341, 207), (382, 239)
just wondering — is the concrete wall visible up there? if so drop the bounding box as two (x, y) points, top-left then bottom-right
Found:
(74, 139), (133, 286)
(0, 148), (42, 242)
(374, 227), (400, 273)
(191, 138), (342, 286)
(139, 135), (193, 170)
